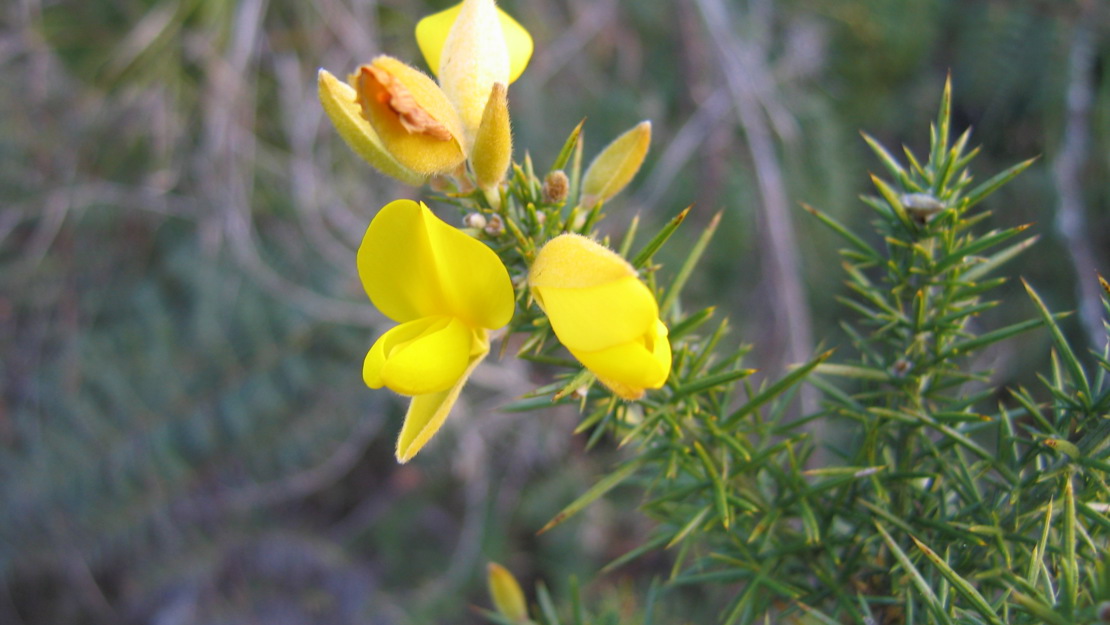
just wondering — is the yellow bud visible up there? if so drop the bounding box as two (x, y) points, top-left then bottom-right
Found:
(437, 0), (510, 146)
(352, 56), (466, 176)
(581, 120), (652, 206)
(487, 562), (529, 622)
(317, 69), (424, 185)
(471, 83), (512, 190)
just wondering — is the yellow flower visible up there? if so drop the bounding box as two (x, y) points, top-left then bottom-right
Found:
(359, 199), (514, 462)
(529, 234), (671, 400)
(416, 0), (533, 145)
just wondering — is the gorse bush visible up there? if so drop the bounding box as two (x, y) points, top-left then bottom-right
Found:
(318, 2), (1110, 623)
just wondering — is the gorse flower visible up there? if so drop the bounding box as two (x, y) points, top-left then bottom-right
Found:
(318, 0), (532, 185)
(529, 234), (671, 400)
(358, 199), (514, 462)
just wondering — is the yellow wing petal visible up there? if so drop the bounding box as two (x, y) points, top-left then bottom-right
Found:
(570, 320), (671, 399)
(534, 277), (658, 351)
(363, 316), (472, 395)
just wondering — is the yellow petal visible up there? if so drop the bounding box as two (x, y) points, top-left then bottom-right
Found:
(415, 2), (533, 84)
(530, 234), (656, 351)
(570, 320), (671, 400)
(435, 0), (510, 146)
(534, 278), (657, 351)
(530, 233), (638, 289)
(487, 563), (529, 622)
(395, 331), (490, 463)
(363, 316), (472, 395)
(358, 199), (514, 329)
(581, 121), (651, 205)
(317, 69), (425, 185)
(352, 56), (466, 175)
(471, 82), (512, 190)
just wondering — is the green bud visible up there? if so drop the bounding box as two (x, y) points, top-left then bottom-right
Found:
(581, 120), (651, 205)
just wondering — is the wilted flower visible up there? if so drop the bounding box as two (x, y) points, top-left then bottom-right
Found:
(359, 199), (514, 462)
(529, 234), (671, 399)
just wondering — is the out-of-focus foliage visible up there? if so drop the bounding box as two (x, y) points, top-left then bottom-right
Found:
(2, 0), (1108, 623)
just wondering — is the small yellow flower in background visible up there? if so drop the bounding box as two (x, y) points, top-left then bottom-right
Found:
(529, 234), (671, 400)
(359, 199), (514, 462)
(581, 120), (652, 206)
(487, 562), (529, 622)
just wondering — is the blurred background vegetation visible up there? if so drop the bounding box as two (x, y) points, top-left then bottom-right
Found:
(1, 0), (1107, 623)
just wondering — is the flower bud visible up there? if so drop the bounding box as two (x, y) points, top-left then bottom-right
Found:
(484, 213), (505, 237)
(581, 121), (651, 206)
(317, 69), (424, 185)
(463, 212), (487, 229)
(902, 192), (945, 224)
(352, 56), (466, 175)
(487, 562), (528, 622)
(471, 83), (512, 190)
(543, 170), (569, 204)
(529, 233), (671, 399)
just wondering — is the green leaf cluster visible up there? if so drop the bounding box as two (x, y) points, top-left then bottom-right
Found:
(496, 81), (1110, 625)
